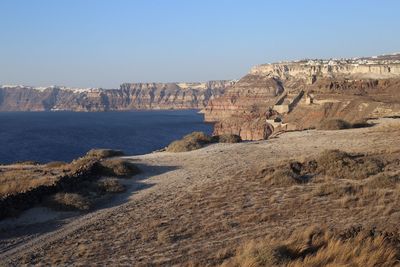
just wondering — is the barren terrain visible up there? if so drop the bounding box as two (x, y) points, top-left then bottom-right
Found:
(1, 118), (400, 266)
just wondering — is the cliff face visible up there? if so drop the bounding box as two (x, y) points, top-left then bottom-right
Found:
(0, 80), (234, 112)
(204, 54), (400, 140)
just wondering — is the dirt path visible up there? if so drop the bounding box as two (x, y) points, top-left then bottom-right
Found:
(1, 118), (399, 265)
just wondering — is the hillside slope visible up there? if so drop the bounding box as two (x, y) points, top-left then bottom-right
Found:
(1, 117), (400, 266)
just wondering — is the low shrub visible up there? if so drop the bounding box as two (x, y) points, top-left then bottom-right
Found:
(166, 132), (243, 152)
(100, 159), (140, 177)
(46, 161), (68, 168)
(266, 168), (309, 186)
(352, 119), (373, 128)
(183, 131), (213, 143)
(97, 178), (125, 193)
(68, 157), (102, 176)
(86, 149), (124, 159)
(317, 119), (352, 130)
(166, 131), (213, 152)
(13, 160), (41, 165)
(213, 134), (242, 143)
(44, 192), (92, 211)
(316, 150), (383, 179)
(166, 139), (203, 152)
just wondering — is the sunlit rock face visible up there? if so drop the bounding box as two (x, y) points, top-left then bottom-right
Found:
(203, 54), (400, 140)
(203, 74), (284, 122)
(0, 81), (234, 112)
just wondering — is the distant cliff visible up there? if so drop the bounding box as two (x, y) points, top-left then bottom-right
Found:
(0, 80), (234, 111)
(204, 54), (400, 140)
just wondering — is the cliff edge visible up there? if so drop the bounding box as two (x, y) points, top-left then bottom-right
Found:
(204, 53), (400, 140)
(0, 80), (235, 112)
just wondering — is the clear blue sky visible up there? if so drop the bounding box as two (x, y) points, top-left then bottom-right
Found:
(1, 0), (399, 88)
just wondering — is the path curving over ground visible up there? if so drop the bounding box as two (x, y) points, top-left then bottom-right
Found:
(1, 118), (399, 266)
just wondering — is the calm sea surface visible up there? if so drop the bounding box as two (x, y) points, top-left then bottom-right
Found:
(0, 110), (212, 164)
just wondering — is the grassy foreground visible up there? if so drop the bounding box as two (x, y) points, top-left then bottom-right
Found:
(0, 149), (139, 218)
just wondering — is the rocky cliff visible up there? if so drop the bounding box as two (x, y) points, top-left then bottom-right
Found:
(204, 54), (400, 140)
(0, 81), (234, 111)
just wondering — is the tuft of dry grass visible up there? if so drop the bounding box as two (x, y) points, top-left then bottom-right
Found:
(265, 169), (304, 186)
(44, 192), (92, 211)
(0, 149), (138, 218)
(213, 134), (242, 143)
(351, 119), (373, 128)
(0, 167), (62, 198)
(96, 178), (125, 193)
(316, 150), (383, 179)
(68, 156), (101, 175)
(166, 132), (213, 152)
(317, 119), (352, 130)
(222, 227), (399, 267)
(366, 172), (400, 189)
(85, 149), (125, 159)
(45, 161), (68, 168)
(12, 160), (41, 165)
(166, 132), (243, 152)
(317, 119), (373, 131)
(99, 159), (140, 177)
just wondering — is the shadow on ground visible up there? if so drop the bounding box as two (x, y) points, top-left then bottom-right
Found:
(0, 162), (179, 252)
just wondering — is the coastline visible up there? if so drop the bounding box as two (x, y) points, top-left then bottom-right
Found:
(0, 110), (212, 164)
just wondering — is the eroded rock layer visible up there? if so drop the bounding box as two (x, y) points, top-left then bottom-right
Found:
(204, 54), (400, 140)
(0, 81), (234, 112)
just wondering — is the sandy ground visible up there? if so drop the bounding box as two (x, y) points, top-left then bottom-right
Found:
(0, 118), (399, 265)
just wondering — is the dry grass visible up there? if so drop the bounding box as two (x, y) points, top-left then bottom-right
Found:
(85, 149), (125, 159)
(166, 132), (242, 152)
(99, 159), (140, 177)
(222, 227), (399, 267)
(9, 119), (400, 265)
(166, 132), (213, 152)
(317, 119), (352, 130)
(213, 134), (242, 143)
(0, 150), (139, 217)
(0, 166), (62, 198)
(45, 161), (68, 168)
(351, 119), (373, 128)
(12, 160), (41, 165)
(68, 156), (101, 175)
(265, 168), (305, 186)
(316, 149), (384, 179)
(43, 193), (92, 211)
(366, 172), (400, 188)
(13, 148), (400, 265)
(96, 178), (125, 193)
(317, 118), (373, 131)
